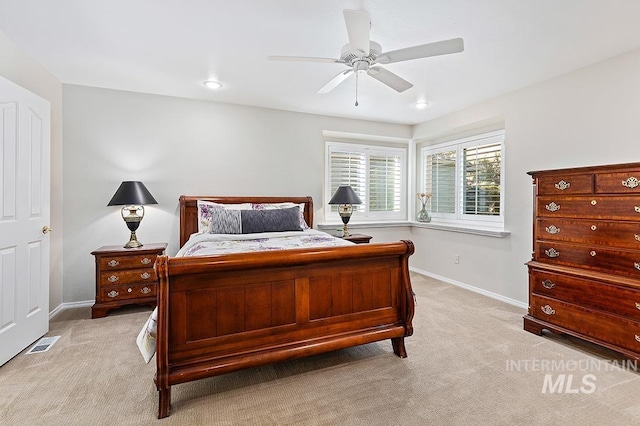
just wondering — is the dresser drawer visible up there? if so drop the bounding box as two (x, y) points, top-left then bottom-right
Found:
(536, 174), (593, 195)
(99, 283), (156, 302)
(98, 254), (157, 270)
(529, 268), (640, 320)
(537, 195), (640, 220)
(596, 170), (640, 194)
(535, 241), (640, 278)
(530, 294), (640, 353)
(536, 218), (640, 249)
(100, 268), (157, 286)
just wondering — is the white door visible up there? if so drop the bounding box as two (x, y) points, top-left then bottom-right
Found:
(0, 75), (51, 366)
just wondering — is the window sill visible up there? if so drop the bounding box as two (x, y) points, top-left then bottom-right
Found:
(317, 221), (510, 238)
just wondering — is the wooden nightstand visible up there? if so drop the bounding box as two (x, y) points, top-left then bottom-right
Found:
(91, 243), (167, 318)
(343, 233), (372, 244)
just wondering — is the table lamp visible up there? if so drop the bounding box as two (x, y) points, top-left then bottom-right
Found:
(328, 185), (362, 237)
(107, 181), (157, 248)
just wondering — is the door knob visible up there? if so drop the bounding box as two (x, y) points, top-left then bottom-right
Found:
(42, 226), (52, 234)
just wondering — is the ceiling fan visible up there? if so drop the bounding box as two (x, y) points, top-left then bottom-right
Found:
(268, 9), (464, 102)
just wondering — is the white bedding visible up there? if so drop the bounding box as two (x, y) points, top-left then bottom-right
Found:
(137, 229), (353, 363)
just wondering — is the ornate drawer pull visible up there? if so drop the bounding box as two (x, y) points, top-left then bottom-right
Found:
(545, 248), (560, 258)
(635, 262), (640, 271)
(635, 302), (640, 311)
(108, 275), (119, 283)
(636, 206), (640, 213)
(635, 234), (640, 242)
(542, 279), (556, 289)
(622, 177), (639, 188)
(554, 180), (570, 190)
(140, 272), (151, 280)
(545, 225), (560, 234)
(141, 286), (152, 294)
(541, 305), (556, 315)
(591, 225), (597, 231)
(545, 202), (560, 212)
(636, 335), (640, 343)
(591, 200), (597, 206)
(141, 257), (152, 265)
(107, 290), (119, 298)
(590, 251), (596, 257)
(107, 259), (119, 267)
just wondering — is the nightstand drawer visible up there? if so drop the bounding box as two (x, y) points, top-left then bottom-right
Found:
(99, 254), (157, 270)
(100, 283), (156, 302)
(100, 268), (157, 286)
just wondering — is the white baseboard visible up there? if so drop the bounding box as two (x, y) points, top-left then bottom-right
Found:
(49, 300), (94, 319)
(410, 266), (528, 310)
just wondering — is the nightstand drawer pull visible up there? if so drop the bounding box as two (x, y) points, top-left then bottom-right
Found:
(635, 262), (640, 271)
(140, 272), (151, 280)
(545, 202), (560, 212)
(635, 302), (640, 311)
(141, 257), (152, 265)
(544, 248), (560, 258)
(541, 305), (556, 315)
(554, 180), (570, 190)
(622, 177), (639, 188)
(636, 335), (640, 343)
(545, 225), (560, 234)
(635, 206), (640, 213)
(591, 200), (597, 206)
(591, 225), (597, 231)
(635, 234), (640, 242)
(107, 290), (119, 298)
(541, 279), (555, 289)
(590, 251), (596, 257)
(141, 286), (152, 294)
(127, 287), (132, 293)
(108, 275), (119, 283)
(107, 259), (119, 267)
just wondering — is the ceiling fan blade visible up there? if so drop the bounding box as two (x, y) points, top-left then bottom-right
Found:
(376, 38), (464, 64)
(317, 69), (354, 94)
(268, 55), (344, 64)
(343, 9), (370, 56)
(367, 66), (413, 92)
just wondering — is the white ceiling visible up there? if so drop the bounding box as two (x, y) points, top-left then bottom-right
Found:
(2, 0), (640, 125)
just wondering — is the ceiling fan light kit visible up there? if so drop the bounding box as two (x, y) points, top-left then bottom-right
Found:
(268, 9), (464, 105)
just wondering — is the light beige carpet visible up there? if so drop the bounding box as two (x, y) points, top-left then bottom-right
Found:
(1, 273), (639, 425)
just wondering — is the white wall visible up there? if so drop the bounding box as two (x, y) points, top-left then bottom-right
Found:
(411, 48), (640, 305)
(0, 31), (64, 313)
(62, 85), (412, 303)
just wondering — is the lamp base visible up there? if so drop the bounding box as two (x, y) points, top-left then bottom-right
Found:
(124, 231), (143, 249)
(341, 225), (351, 238)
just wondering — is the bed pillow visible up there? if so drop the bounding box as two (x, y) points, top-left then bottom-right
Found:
(197, 200), (252, 233)
(208, 206), (302, 234)
(251, 202), (310, 229)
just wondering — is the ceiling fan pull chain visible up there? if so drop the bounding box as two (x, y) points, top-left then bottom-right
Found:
(355, 70), (359, 106)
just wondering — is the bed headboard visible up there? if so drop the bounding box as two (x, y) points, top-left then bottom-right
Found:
(179, 196), (314, 247)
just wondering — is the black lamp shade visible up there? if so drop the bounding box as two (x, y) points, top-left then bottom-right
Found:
(328, 185), (362, 205)
(107, 181), (157, 206)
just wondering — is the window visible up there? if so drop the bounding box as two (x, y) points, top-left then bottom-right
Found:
(420, 130), (504, 227)
(326, 141), (406, 222)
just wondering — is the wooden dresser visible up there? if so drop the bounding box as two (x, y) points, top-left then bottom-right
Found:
(91, 243), (167, 318)
(525, 162), (640, 360)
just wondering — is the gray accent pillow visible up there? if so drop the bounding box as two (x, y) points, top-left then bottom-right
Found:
(208, 209), (242, 234)
(240, 206), (302, 234)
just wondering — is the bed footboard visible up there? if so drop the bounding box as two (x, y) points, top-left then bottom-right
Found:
(154, 240), (414, 418)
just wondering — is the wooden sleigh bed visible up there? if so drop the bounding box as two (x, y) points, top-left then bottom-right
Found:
(153, 196), (415, 418)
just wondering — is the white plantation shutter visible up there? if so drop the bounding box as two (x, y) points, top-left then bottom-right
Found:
(327, 142), (406, 220)
(424, 150), (456, 214)
(462, 142), (501, 216)
(369, 153), (402, 212)
(421, 130), (504, 226)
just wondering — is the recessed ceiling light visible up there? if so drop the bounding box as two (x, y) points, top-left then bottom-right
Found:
(203, 80), (222, 90)
(414, 101), (431, 109)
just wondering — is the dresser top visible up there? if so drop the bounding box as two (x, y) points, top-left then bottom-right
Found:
(528, 161), (640, 177)
(91, 243), (167, 255)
